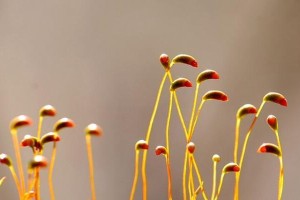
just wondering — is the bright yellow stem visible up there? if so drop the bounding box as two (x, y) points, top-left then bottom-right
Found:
(182, 150), (188, 200)
(86, 135), (97, 200)
(214, 173), (225, 200)
(9, 166), (22, 200)
(49, 142), (57, 200)
(188, 154), (194, 200)
(165, 91), (173, 200)
(34, 168), (41, 200)
(141, 72), (168, 200)
(235, 101), (265, 200)
(188, 84), (200, 142)
(278, 156), (284, 200)
(211, 161), (218, 200)
(192, 156), (208, 200)
(167, 72), (188, 141)
(130, 150), (140, 200)
(165, 155), (173, 200)
(189, 100), (204, 141)
(11, 129), (25, 196)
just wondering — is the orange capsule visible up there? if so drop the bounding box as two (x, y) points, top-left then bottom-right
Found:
(10, 115), (32, 130)
(222, 162), (240, 173)
(21, 135), (41, 151)
(85, 124), (103, 136)
(196, 69), (219, 84)
(236, 104), (257, 119)
(257, 143), (281, 157)
(135, 140), (149, 150)
(160, 54), (170, 70)
(28, 155), (48, 169)
(202, 90), (228, 101)
(267, 115), (278, 131)
(186, 142), (195, 154)
(39, 105), (56, 117)
(41, 132), (61, 145)
(0, 154), (12, 167)
(155, 146), (167, 155)
(263, 92), (287, 107)
(171, 54), (198, 68)
(170, 78), (193, 91)
(53, 118), (75, 132)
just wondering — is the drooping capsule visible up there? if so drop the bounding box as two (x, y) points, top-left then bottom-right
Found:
(135, 140), (149, 150)
(155, 146), (167, 155)
(160, 54), (170, 70)
(28, 155), (48, 169)
(263, 92), (287, 107)
(236, 104), (257, 119)
(171, 54), (198, 68)
(257, 143), (281, 157)
(53, 118), (75, 132)
(202, 90), (228, 101)
(39, 105), (56, 117)
(41, 132), (61, 146)
(222, 162), (240, 173)
(196, 69), (219, 84)
(267, 115), (278, 131)
(10, 115), (32, 131)
(170, 78), (193, 91)
(0, 154), (12, 167)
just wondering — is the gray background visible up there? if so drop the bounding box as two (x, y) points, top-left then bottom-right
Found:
(0, 0), (299, 199)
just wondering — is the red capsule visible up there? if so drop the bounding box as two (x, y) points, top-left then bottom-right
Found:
(236, 104), (257, 119)
(222, 162), (240, 173)
(257, 143), (281, 157)
(155, 146), (167, 155)
(41, 132), (61, 145)
(53, 118), (75, 132)
(0, 154), (12, 167)
(10, 115), (32, 130)
(39, 105), (56, 117)
(202, 90), (228, 101)
(267, 115), (278, 131)
(171, 54), (198, 68)
(196, 69), (219, 84)
(28, 155), (48, 169)
(135, 140), (149, 150)
(263, 92), (287, 107)
(186, 142), (195, 154)
(85, 124), (103, 136)
(160, 54), (170, 70)
(170, 78), (193, 91)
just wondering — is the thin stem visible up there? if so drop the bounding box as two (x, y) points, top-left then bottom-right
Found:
(34, 168), (41, 200)
(49, 142), (57, 200)
(130, 150), (140, 200)
(141, 72), (168, 200)
(214, 173), (225, 200)
(182, 150), (188, 200)
(211, 161), (218, 200)
(167, 72), (188, 141)
(37, 116), (43, 140)
(188, 84), (200, 141)
(86, 135), (97, 200)
(188, 154), (194, 200)
(192, 156), (208, 200)
(235, 101), (265, 200)
(278, 156), (284, 200)
(165, 155), (173, 200)
(233, 119), (241, 200)
(189, 100), (205, 141)
(11, 129), (25, 196)
(9, 166), (22, 200)
(165, 92), (173, 200)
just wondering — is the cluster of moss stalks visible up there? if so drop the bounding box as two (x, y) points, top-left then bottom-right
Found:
(0, 105), (103, 200)
(130, 53), (287, 200)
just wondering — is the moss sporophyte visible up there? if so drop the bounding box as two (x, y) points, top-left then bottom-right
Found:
(0, 105), (102, 200)
(129, 54), (287, 200)
(0, 54), (287, 200)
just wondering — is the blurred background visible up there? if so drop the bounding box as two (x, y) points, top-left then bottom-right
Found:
(0, 0), (299, 199)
